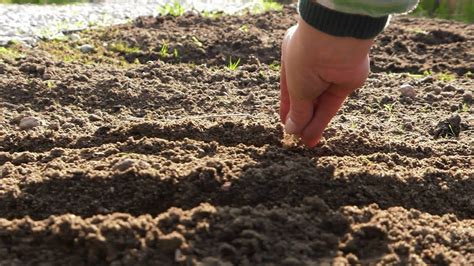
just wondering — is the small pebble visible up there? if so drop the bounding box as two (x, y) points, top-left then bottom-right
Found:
(112, 158), (136, 172)
(432, 86), (442, 95)
(62, 122), (75, 129)
(450, 105), (459, 112)
(89, 114), (102, 122)
(462, 91), (472, 103)
(69, 33), (81, 41)
(399, 84), (416, 98)
(420, 76), (434, 84)
(221, 181), (232, 191)
(79, 44), (94, 53)
(19, 116), (40, 130)
(71, 117), (85, 126)
(403, 122), (413, 131)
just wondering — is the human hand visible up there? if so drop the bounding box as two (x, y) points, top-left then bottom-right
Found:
(280, 17), (374, 147)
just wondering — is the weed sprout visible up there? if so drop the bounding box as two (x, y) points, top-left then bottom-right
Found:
(159, 42), (169, 57)
(269, 62), (280, 72)
(239, 25), (249, 33)
(227, 57), (241, 70)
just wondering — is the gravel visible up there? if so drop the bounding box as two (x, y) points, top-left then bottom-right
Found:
(0, 0), (261, 46)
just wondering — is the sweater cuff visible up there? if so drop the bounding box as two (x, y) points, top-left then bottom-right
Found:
(299, 0), (389, 39)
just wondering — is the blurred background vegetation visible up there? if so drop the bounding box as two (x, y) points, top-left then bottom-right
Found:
(412, 0), (474, 22)
(0, 0), (473, 23)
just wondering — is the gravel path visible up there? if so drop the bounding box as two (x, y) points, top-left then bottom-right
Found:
(0, 0), (258, 46)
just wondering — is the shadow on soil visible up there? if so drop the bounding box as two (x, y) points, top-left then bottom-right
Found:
(0, 143), (472, 221)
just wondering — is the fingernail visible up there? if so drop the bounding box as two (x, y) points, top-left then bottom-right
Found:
(285, 117), (298, 134)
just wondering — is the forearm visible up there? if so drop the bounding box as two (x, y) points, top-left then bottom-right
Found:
(299, 0), (419, 39)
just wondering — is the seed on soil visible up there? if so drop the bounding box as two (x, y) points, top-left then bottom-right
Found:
(399, 84), (416, 98)
(18, 116), (40, 130)
(79, 44), (95, 53)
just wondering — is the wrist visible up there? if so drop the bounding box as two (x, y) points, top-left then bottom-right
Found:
(293, 17), (374, 70)
(298, 0), (389, 39)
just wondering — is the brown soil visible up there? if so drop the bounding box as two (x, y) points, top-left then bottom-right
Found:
(0, 6), (473, 266)
(70, 6), (473, 76)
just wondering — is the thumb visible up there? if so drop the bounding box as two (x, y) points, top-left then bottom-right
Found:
(285, 99), (314, 135)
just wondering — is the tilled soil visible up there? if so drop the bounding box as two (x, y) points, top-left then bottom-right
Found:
(0, 6), (473, 266)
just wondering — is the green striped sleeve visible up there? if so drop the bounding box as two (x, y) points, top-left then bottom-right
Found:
(317, 0), (419, 17)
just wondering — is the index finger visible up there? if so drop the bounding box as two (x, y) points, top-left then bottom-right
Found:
(300, 86), (351, 147)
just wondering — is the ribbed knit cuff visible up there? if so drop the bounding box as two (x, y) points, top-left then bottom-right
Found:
(299, 0), (389, 39)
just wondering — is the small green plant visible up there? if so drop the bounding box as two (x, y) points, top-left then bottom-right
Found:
(448, 124), (456, 137)
(239, 25), (249, 33)
(436, 72), (456, 82)
(46, 80), (55, 89)
(0, 46), (23, 59)
(227, 57), (241, 70)
(252, 0), (283, 13)
(173, 48), (179, 58)
(159, 41), (169, 57)
(201, 11), (222, 19)
(460, 103), (470, 113)
(384, 103), (394, 114)
(269, 62), (280, 72)
(423, 70), (433, 76)
(158, 1), (185, 17)
(109, 42), (141, 54)
(350, 120), (357, 129)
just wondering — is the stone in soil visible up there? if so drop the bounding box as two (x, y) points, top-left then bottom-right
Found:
(79, 44), (94, 53)
(18, 116), (40, 130)
(399, 83), (416, 98)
